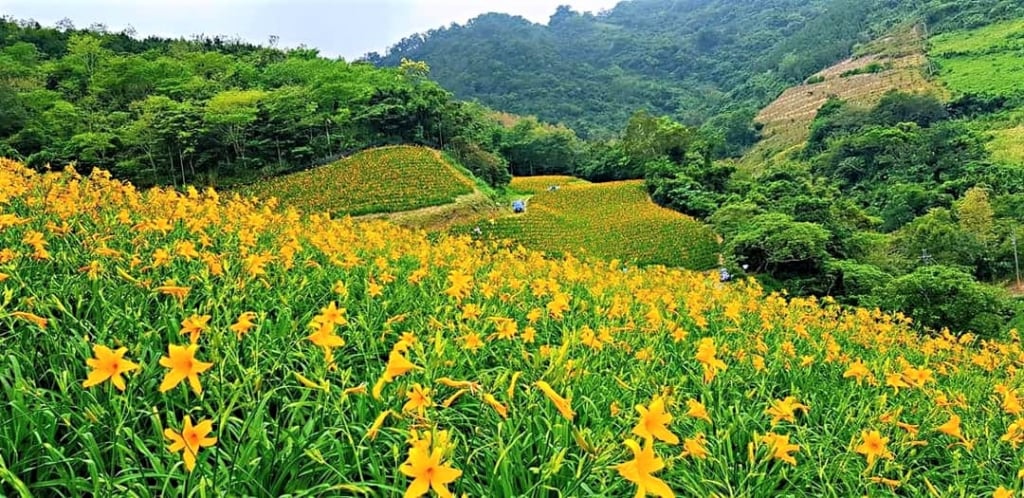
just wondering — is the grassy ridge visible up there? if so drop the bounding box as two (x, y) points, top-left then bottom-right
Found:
(245, 146), (476, 216)
(465, 179), (720, 269)
(1, 160), (1023, 496)
(930, 20), (1024, 167)
(930, 19), (1024, 96)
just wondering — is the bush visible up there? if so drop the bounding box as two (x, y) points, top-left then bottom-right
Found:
(449, 137), (511, 187)
(727, 213), (832, 278)
(875, 265), (1016, 337)
(646, 172), (722, 219)
(947, 92), (1009, 118)
(25, 150), (58, 171)
(869, 91), (948, 128)
(824, 259), (892, 305)
(839, 62), (886, 78)
(0, 142), (21, 160)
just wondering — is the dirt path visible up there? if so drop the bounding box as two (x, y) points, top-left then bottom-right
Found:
(353, 190), (500, 231)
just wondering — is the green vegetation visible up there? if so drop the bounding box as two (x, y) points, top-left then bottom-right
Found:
(373, 0), (1023, 140)
(0, 18), (547, 189)
(931, 19), (1024, 97)
(929, 19), (1024, 172)
(462, 179), (719, 269)
(245, 146), (475, 216)
(989, 126), (1024, 165)
(930, 17), (1024, 53)
(839, 61), (888, 77)
(644, 89), (1024, 337)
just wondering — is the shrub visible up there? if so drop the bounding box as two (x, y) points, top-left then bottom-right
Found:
(875, 265), (1016, 337)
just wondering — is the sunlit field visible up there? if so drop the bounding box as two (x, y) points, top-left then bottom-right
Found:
(0, 159), (1020, 496)
(245, 146), (476, 216)
(463, 179), (720, 269)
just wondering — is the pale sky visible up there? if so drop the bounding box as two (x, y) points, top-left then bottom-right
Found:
(0, 0), (621, 59)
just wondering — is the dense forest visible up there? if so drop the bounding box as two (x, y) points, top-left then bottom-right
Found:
(0, 17), (542, 187)
(374, 0), (1024, 138)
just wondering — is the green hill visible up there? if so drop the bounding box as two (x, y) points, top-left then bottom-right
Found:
(928, 19), (1024, 167)
(930, 18), (1024, 96)
(0, 18), (515, 190)
(372, 0), (1023, 138)
(245, 146), (476, 216)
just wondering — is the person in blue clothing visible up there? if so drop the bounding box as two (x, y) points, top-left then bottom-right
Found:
(512, 199), (526, 213)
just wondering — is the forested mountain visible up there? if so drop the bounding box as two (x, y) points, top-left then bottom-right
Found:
(374, 0), (1024, 137)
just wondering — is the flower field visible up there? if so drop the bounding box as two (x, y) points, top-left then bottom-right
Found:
(509, 176), (590, 195)
(2, 159), (1024, 497)
(245, 146), (476, 216)
(466, 180), (720, 269)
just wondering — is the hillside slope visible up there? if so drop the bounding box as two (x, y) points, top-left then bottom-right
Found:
(373, 0), (1023, 137)
(463, 178), (720, 269)
(245, 146), (476, 216)
(929, 19), (1024, 168)
(930, 18), (1024, 97)
(744, 25), (940, 166)
(742, 18), (1024, 169)
(4, 159), (1024, 496)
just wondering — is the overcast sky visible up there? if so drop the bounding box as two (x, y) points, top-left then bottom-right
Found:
(0, 0), (621, 59)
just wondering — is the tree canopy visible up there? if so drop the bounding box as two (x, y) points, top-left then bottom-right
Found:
(0, 17), (537, 187)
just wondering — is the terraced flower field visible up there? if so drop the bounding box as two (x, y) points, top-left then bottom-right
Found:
(463, 179), (720, 269)
(245, 146), (476, 216)
(508, 175), (589, 195)
(1, 160), (1023, 496)
(745, 26), (937, 169)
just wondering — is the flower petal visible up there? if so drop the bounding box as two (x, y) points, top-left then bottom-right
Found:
(188, 374), (204, 395)
(111, 373), (127, 391)
(403, 477), (430, 498)
(82, 369), (111, 388)
(159, 370), (186, 393)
